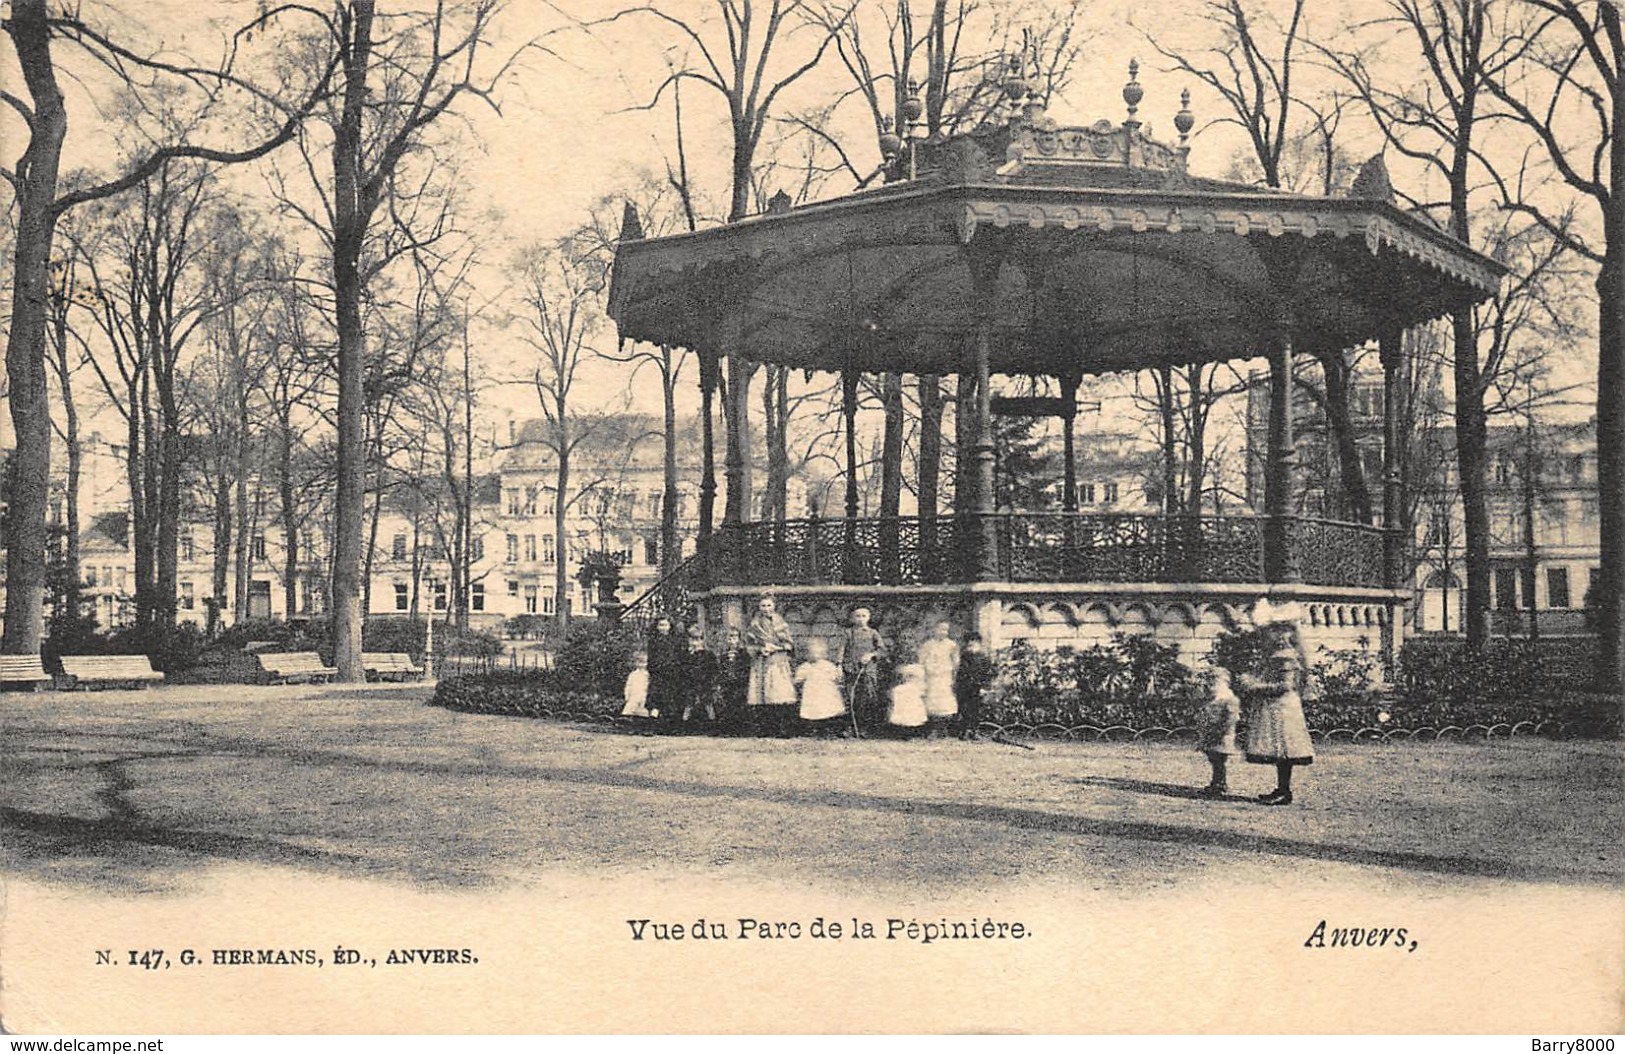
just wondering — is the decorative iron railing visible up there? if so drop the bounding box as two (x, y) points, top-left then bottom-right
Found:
(707, 513), (1389, 590)
(617, 552), (706, 633)
(1282, 516), (1387, 589)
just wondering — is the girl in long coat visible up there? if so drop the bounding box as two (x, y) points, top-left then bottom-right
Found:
(745, 595), (797, 732)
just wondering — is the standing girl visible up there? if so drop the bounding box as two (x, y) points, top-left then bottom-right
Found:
(745, 594), (797, 735)
(917, 620), (960, 730)
(1243, 622), (1314, 805)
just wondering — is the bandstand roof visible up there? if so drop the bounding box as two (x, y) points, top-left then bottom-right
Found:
(608, 112), (1506, 378)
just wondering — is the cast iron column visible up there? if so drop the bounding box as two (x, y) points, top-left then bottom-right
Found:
(967, 245), (1002, 581)
(1380, 328), (1406, 589)
(1264, 318), (1300, 583)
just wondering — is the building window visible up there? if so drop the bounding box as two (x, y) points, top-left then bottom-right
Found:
(647, 492), (662, 518)
(1548, 568), (1571, 609)
(116, 568), (127, 591)
(524, 486), (538, 515)
(506, 489), (522, 516)
(506, 579), (519, 597)
(471, 582), (486, 612)
(471, 534), (485, 562)
(541, 488), (556, 515)
(644, 537), (659, 566)
(1102, 482), (1119, 504)
(1494, 567), (1518, 610)
(86, 566), (98, 587)
(540, 585), (556, 616)
(392, 533), (407, 560)
(505, 534), (518, 563)
(394, 583), (409, 611)
(542, 535), (555, 564)
(1079, 483), (1096, 504)
(432, 581), (448, 611)
(252, 534), (267, 560)
(179, 582), (195, 610)
(523, 584), (539, 614)
(180, 533), (195, 562)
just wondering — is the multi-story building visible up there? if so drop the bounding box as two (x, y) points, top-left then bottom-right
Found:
(1242, 368), (1601, 635)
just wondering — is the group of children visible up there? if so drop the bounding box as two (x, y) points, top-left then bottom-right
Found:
(620, 597), (998, 739)
(621, 593), (1317, 805)
(1193, 600), (1315, 806)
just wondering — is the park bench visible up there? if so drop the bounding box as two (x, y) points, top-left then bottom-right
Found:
(256, 651), (336, 685)
(362, 652), (426, 682)
(0, 655), (53, 692)
(59, 655), (165, 690)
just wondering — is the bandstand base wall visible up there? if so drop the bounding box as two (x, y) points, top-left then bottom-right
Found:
(699, 583), (1403, 670)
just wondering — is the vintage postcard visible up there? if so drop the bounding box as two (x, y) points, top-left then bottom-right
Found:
(1, 0), (1621, 1035)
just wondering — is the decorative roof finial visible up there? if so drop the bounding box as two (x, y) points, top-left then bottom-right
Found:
(878, 114), (903, 160)
(1175, 87), (1194, 148)
(1123, 58), (1144, 128)
(902, 80), (924, 125)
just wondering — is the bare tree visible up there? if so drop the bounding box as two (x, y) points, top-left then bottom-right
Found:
(265, 0), (523, 679)
(516, 238), (613, 629)
(1319, 0), (1522, 648)
(0, 0), (335, 653)
(1480, 0), (1624, 690)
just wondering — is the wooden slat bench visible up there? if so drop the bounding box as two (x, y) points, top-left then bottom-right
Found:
(59, 655), (165, 689)
(361, 652), (426, 681)
(0, 655), (53, 692)
(256, 651), (337, 685)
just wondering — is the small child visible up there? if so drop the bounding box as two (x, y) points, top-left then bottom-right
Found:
(620, 652), (652, 718)
(794, 638), (845, 732)
(953, 634), (996, 740)
(887, 662), (928, 735)
(1196, 667), (1241, 797)
(681, 626), (720, 727)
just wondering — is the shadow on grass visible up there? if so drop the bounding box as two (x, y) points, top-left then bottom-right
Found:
(3, 721), (1620, 893)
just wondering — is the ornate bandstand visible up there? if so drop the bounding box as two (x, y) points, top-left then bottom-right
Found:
(608, 62), (1504, 666)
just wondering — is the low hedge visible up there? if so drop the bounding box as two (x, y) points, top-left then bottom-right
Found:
(427, 630), (1621, 739)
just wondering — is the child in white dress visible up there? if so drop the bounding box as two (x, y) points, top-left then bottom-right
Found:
(794, 639), (846, 730)
(1244, 635), (1315, 805)
(620, 652), (652, 718)
(1195, 667), (1241, 797)
(917, 620), (960, 724)
(888, 662), (928, 734)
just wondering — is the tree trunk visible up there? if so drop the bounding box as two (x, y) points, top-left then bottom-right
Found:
(1453, 306), (1492, 648)
(880, 373), (904, 518)
(328, 1), (376, 681)
(1319, 350), (1375, 524)
(1186, 365), (1207, 516)
(554, 444), (570, 629)
(51, 300), (83, 627)
(279, 431), (300, 620)
(210, 473), (231, 637)
(1595, 240), (1624, 692)
(724, 354), (752, 525)
(1, 0), (67, 654)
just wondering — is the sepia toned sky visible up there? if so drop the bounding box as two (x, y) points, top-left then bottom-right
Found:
(1, 0), (1599, 451)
